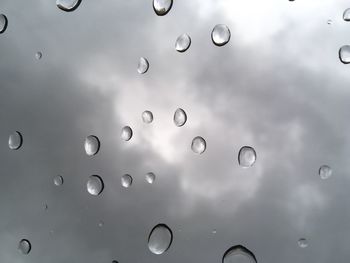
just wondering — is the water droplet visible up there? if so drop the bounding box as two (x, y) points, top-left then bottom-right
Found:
(174, 108), (187, 127)
(121, 126), (133, 141)
(148, 224), (173, 255)
(121, 174), (133, 188)
(327, 19), (332, 25)
(84, 135), (100, 156)
(222, 245), (257, 263)
(343, 8), (350, 21)
(8, 131), (23, 150)
(18, 239), (31, 255)
(298, 238), (308, 248)
(175, 34), (191, 53)
(43, 203), (48, 210)
(142, 110), (154, 123)
(53, 175), (64, 186)
(86, 175), (104, 196)
(0, 14), (8, 34)
(98, 221), (104, 227)
(319, 165), (332, 179)
(339, 45), (350, 64)
(153, 0), (173, 16)
(191, 136), (206, 154)
(211, 24), (231, 47)
(137, 57), (149, 74)
(145, 172), (156, 184)
(56, 0), (82, 12)
(112, 261), (118, 263)
(35, 52), (42, 60)
(238, 146), (257, 168)
(212, 229), (217, 234)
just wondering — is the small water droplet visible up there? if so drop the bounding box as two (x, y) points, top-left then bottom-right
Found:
(174, 108), (187, 127)
(343, 8), (350, 21)
(339, 45), (350, 64)
(35, 52), (42, 60)
(0, 14), (8, 34)
(211, 24), (231, 47)
(8, 131), (23, 150)
(148, 224), (173, 255)
(319, 165), (332, 179)
(175, 34), (191, 53)
(298, 238), (308, 248)
(327, 19), (332, 25)
(142, 111), (154, 123)
(121, 126), (133, 141)
(84, 135), (100, 156)
(212, 229), (217, 234)
(53, 175), (64, 186)
(153, 0), (173, 16)
(112, 261), (118, 263)
(191, 136), (206, 154)
(18, 239), (31, 255)
(238, 146), (257, 168)
(137, 57), (149, 74)
(98, 221), (104, 227)
(43, 203), (48, 211)
(222, 245), (257, 263)
(121, 174), (133, 188)
(87, 175), (104, 196)
(145, 172), (156, 184)
(56, 0), (82, 12)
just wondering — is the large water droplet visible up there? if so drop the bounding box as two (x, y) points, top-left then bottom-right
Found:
(191, 136), (206, 154)
(56, 0), (82, 12)
(175, 34), (191, 53)
(142, 110), (154, 123)
(174, 108), (187, 127)
(8, 131), (23, 150)
(145, 172), (156, 184)
(53, 175), (64, 186)
(121, 126), (133, 141)
(298, 238), (308, 248)
(153, 0), (173, 16)
(18, 239), (31, 255)
(87, 175), (104, 196)
(222, 245), (257, 263)
(138, 57), (149, 74)
(35, 52), (42, 60)
(339, 45), (350, 64)
(238, 146), (257, 168)
(84, 135), (100, 156)
(319, 165), (332, 179)
(211, 24), (231, 46)
(121, 174), (133, 188)
(148, 224), (173, 255)
(343, 8), (350, 21)
(0, 14), (8, 34)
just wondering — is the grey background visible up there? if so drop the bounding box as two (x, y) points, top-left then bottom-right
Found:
(0, 0), (350, 262)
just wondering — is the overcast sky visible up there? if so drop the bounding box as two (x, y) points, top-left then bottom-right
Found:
(0, 0), (350, 262)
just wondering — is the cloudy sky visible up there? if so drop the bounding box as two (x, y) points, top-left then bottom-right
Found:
(1, 0), (350, 262)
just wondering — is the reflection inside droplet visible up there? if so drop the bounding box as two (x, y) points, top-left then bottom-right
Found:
(18, 239), (31, 255)
(121, 174), (133, 188)
(84, 135), (100, 156)
(0, 14), (8, 34)
(121, 126), (133, 141)
(8, 131), (23, 150)
(142, 110), (154, 123)
(222, 245), (257, 263)
(153, 0), (173, 16)
(211, 24), (231, 46)
(137, 57), (149, 74)
(191, 136), (206, 154)
(175, 34), (191, 53)
(56, 0), (82, 12)
(238, 146), (257, 168)
(339, 45), (350, 64)
(87, 175), (104, 196)
(148, 224), (173, 255)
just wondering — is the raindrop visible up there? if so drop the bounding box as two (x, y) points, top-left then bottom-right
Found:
(121, 174), (133, 188)
(56, 0), (82, 12)
(212, 229), (217, 234)
(35, 52), (42, 60)
(173, 108), (187, 127)
(18, 239), (31, 255)
(238, 146), (257, 168)
(44, 203), (48, 210)
(222, 245), (257, 263)
(175, 34), (191, 53)
(327, 19), (332, 25)
(0, 14), (8, 34)
(343, 8), (350, 21)
(298, 238), (308, 248)
(121, 126), (133, 141)
(339, 45), (350, 64)
(319, 165), (332, 179)
(86, 175), (104, 196)
(98, 221), (104, 227)
(142, 110), (154, 123)
(137, 57), (149, 74)
(53, 175), (64, 186)
(84, 135), (100, 156)
(211, 24), (231, 47)
(145, 172), (156, 184)
(191, 136), (206, 154)
(148, 224), (173, 255)
(8, 131), (23, 150)
(153, 0), (173, 16)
